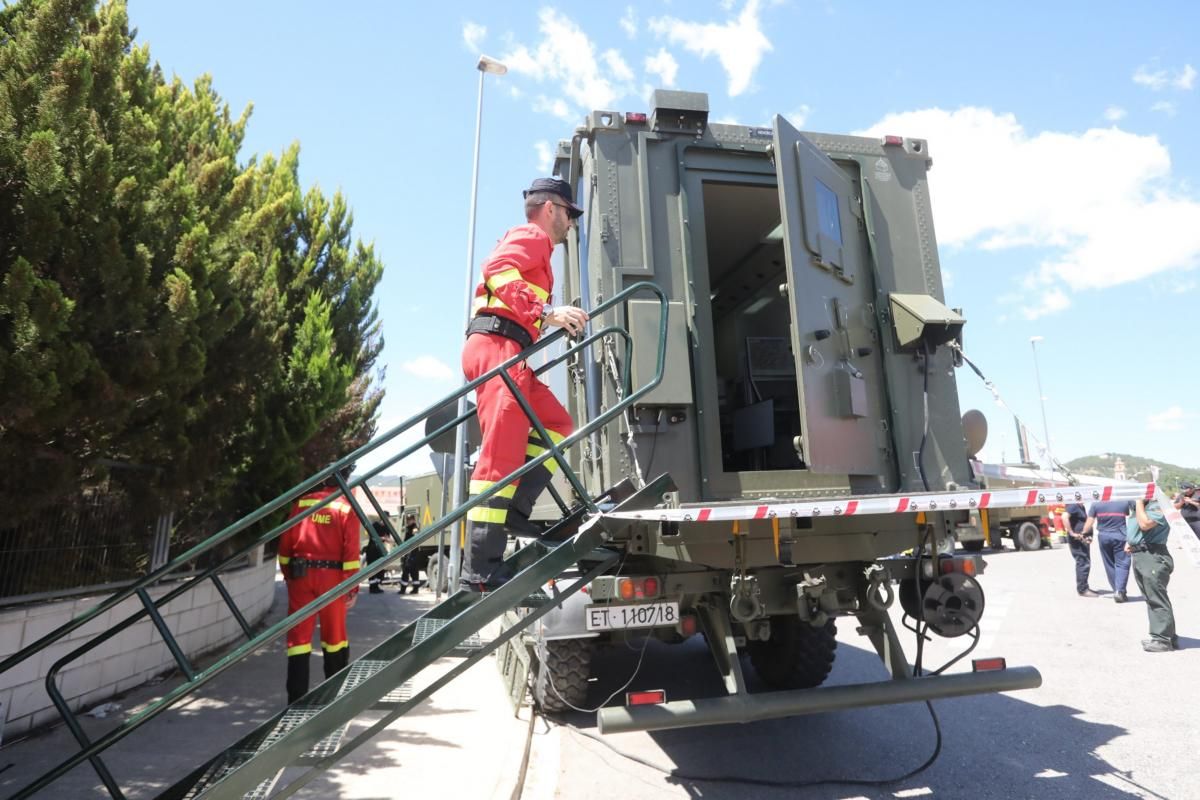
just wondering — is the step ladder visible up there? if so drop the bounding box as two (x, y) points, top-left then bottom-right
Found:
(0, 282), (668, 800)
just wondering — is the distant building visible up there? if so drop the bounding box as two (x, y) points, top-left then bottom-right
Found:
(352, 478), (405, 519)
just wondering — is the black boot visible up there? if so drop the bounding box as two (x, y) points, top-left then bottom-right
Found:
(286, 654), (310, 705)
(323, 647), (350, 680)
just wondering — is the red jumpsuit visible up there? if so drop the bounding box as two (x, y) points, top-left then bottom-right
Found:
(461, 223), (573, 586)
(279, 488), (361, 702)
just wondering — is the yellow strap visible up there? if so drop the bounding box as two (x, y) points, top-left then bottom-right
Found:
(287, 643), (312, 656)
(469, 480), (516, 498)
(487, 269), (550, 300)
(468, 506), (508, 524)
(342, 560), (360, 570)
(321, 640), (349, 653)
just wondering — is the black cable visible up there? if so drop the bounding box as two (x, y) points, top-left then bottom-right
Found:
(557, 702), (942, 790)
(916, 340), (932, 494)
(643, 409), (663, 478)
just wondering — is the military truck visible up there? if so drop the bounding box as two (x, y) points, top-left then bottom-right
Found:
(497, 90), (1039, 726)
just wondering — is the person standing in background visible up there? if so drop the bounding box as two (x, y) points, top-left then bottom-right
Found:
(1082, 499), (1133, 602)
(1125, 497), (1177, 652)
(1065, 502), (1098, 597)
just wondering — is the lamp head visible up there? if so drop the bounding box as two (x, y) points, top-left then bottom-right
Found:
(477, 55), (507, 75)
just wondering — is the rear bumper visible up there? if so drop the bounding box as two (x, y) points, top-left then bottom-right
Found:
(597, 665), (1042, 734)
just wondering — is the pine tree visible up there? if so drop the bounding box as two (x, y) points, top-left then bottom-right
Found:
(0, 0), (384, 533)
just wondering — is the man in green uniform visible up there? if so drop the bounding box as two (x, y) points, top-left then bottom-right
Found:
(1124, 497), (1176, 652)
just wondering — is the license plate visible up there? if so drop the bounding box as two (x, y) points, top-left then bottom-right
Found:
(585, 602), (680, 631)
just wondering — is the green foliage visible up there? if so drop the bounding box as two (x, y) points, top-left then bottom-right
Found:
(0, 0), (384, 531)
(1064, 454), (1199, 496)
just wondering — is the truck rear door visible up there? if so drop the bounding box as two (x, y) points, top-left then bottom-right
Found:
(772, 115), (888, 477)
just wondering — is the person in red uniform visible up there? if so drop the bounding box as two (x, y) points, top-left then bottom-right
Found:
(278, 475), (362, 703)
(460, 178), (589, 590)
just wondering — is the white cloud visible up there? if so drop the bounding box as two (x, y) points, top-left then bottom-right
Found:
(620, 6), (637, 38)
(648, 0), (772, 97)
(1151, 100), (1177, 116)
(1133, 62), (1196, 91)
(1103, 106), (1126, 122)
(645, 48), (679, 87)
(462, 21), (486, 51)
(603, 49), (635, 83)
(1146, 406), (1187, 432)
(533, 95), (574, 120)
(401, 356), (454, 381)
(502, 9), (637, 118)
(534, 140), (555, 173)
(1178, 64), (1198, 90)
(856, 107), (1200, 311)
(785, 105), (811, 128)
(1020, 287), (1070, 319)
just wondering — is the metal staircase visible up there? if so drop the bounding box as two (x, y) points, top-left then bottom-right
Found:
(0, 282), (667, 800)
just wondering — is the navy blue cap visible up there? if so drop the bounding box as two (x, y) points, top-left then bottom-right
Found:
(523, 177), (583, 218)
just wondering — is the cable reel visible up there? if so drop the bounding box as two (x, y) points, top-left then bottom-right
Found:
(918, 572), (985, 638)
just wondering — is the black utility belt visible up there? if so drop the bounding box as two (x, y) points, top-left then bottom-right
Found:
(291, 557), (342, 569)
(1129, 543), (1168, 553)
(467, 314), (533, 349)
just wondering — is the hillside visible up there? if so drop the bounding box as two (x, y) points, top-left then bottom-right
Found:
(1064, 453), (1199, 493)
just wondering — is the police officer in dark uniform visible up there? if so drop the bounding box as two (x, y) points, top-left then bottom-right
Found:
(1065, 502), (1098, 596)
(399, 513), (423, 594)
(362, 518), (391, 594)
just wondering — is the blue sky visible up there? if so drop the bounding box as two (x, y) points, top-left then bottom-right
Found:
(127, 1), (1198, 475)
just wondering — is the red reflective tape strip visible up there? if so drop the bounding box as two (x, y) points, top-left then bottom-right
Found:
(845, 500), (858, 515)
(896, 498), (910, 513)
(697, 509), (711, 521)
(979, 492), (991, 508)
(1102, 486), (1112, 501)
(1025, 490), (1038, 506)
(754, 506), (769, 519)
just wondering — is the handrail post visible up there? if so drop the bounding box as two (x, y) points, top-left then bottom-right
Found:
(136, 588), (195, 682)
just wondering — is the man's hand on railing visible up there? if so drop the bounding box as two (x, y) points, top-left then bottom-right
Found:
(544, 305), (589, 336)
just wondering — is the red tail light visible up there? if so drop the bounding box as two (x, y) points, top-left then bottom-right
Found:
(626, 689), (666, 706)
(641, 576), (660, 598)
(973, 657), (1007, 672)
(679, 614), (698, 637)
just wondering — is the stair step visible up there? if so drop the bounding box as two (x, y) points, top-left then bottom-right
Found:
(412, 618), (489, 651)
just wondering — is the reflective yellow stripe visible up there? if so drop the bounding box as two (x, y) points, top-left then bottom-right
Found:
(298, 499), (319, 508)
(321, 640), (349, 653)
(472, 295), (487, 312)
(486, 296), (512, 312)
(487, 268), (523, 290)
(330, 501), (351, 512)
(342, 560), (360, 570)
(287, 643), (312, 656)
(486, 269), (551, 301)
(469, 481), (516, 498)
(467, 507), (508, 524)
(278, 555), (291, 565)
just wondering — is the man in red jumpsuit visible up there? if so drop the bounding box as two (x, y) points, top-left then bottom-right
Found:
(460, 178), (589, 590)
(278, 476), (362, 703)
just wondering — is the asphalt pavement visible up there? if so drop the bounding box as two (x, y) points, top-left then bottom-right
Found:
(530, 534), (1200, 800)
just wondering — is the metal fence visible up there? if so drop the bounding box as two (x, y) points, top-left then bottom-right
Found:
(0, 493), (168, 605)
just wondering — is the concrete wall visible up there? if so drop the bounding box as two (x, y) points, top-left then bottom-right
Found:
(0, 559), (276, 742)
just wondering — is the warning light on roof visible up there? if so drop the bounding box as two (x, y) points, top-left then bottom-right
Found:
(883, 135), (904, 146)
(625, 112), (648, 124)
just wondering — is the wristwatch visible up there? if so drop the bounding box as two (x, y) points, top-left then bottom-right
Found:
(539, 304), (552, 324)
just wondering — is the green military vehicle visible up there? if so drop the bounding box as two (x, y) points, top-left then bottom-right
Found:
(497, 90), (1039, 727)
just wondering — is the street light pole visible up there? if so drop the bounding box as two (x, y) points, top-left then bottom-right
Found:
(1029, 336), (1052, 468)
(448, 55), (507, 590)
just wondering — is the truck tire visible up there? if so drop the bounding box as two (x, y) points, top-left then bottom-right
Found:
(533, 638), (593, 713)
(961, 539), (985, 553)
(747, 617), (837, 690)
(1016, 522), (1042, 552)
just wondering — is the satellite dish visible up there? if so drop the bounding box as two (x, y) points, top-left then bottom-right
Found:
(961, 409), (988, 458)
(425, 399), (481, 455)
